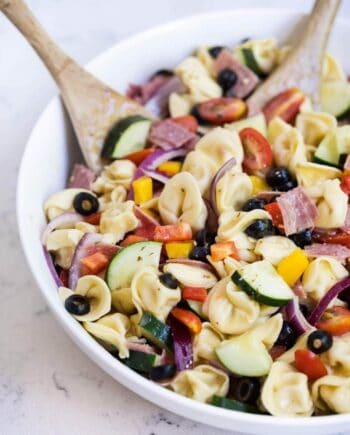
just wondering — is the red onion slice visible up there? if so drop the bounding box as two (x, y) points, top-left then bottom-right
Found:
(68, 233), (103, 289)
(308, 276), (350, 325)
(43, 246), (63, 287)
(127, 148), (187, 200)
(204, 199), (218, 233)
(134, 205), (160, 226)
(41, 212), (83, 244)
(282, 297), (313, 335)
(165, 258), (217, 275)
(141, 168), (169, 184)
(168, 315), (193, 371)
(209, 158), (236, 215)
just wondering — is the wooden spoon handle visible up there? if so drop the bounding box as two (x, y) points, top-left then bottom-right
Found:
(0, 0), (73, 80)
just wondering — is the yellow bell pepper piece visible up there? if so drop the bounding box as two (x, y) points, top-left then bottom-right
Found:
(157, 161), (182, 176)
(132, 176), (153, 205)
(250, 175), (270, 195)
(277, 248), (309, 287)
(165, 241), (194, 259)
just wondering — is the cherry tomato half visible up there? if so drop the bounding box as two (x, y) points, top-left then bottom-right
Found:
(312, 230), (350, 248)
(317, 306), (350, 336)
(263, 88), (305, 124)
(196, 97), (247, 125)
(295, 349), (328, 381)
(239, 127), (273, 173)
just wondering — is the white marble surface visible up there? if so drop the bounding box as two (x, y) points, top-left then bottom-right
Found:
(2, 1), (350, 434)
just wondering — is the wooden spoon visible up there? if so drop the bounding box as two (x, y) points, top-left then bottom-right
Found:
(248, 0), (341, 115)
(0, 0), (153, 173)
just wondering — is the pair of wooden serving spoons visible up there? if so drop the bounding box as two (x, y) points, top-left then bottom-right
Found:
(0, 0), (341, 173)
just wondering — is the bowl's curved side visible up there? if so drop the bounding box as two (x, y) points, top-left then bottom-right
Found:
(17, 8), (350, 434)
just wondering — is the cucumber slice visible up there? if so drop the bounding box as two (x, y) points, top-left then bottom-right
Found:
(225, 113), (267, 137)
(101, 115), (152, 158)
(314, 126), (350, 168)
(123, 350), (157, 373)
(211, 396), (261, 414)
(106, 241), (162, 291)
(321, 81), (350, 118)
(216, 334), (272, 376)
(314, 133), (341, 167)
(241, 48), (266, 77)
(232, 260), (293, 307)
(139, 312), (172, 350)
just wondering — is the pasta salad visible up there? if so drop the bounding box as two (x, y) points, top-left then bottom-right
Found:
(43, 38), (350, 417)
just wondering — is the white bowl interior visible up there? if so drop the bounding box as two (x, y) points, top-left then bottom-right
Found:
(17, 8), (350, 434)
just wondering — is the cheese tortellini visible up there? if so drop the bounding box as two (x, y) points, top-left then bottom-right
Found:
(193, 322), (224, 362)
(261, 361), (314, 417)
(322, 53), (346, 82)
(254, 236), (297, 266)
(215, 171), (253, 214)
(175, 57), (222, 104)
(268, 117), (307, 174)
(59, 275), (111, 322)
(158, 172), (207, 232)
(295, 162), (342, 189)
(92, 159), (136, 194)
(306, 179), (348, 228)
(44, 188), (91, 220)
(182, 127), (243, 195)
(46, 228), (84, 269)
(168, 92), (191, 117)
(207, 277), (260, 335)
(170, 365), (229, 403)
(131, 266), (181, 323)
(323, 333), (350, 376)
(84, 313), (132, 358)
(312, 375), (350, 414)
(217, 209), (271, 262)
(302, 257), (348, 302)
(99, 200), (139, 242)
(295, 111), (336, 147)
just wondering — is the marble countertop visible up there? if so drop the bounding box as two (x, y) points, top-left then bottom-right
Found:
(1, 1), (350, 434)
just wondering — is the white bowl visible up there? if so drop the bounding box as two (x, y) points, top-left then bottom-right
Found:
(17, 8), (350, 434)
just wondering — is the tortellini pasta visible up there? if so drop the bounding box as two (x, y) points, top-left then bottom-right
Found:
(250, 313), (283, 350)
(268, 117), (307, 174)
(98, 185), (127, 211)
(295, 111), (336, 147)
(182, 128), (243, 196)
(295, 162), (342, 189)
(163, 262), (217, 289)
(261, 361), (314, 417)
(44, 188), (90, 220)
(59, 275), (111, 322)
(216, 171), (253, 214)
(235, 38), (279, 74)
(46, 228), (84, 269)
(323, 333), (350, 376)
(170, 364), (229, 403)
(195, 46), (215, 76)
(111, 287), (136, 315)
(207, 255), (242, 279)
(193, 322), (224, 362)
(99, 200), (139, 242)
(74, 221), (98, 234)
(175, 57), (222, 103)
(302, 257), (348, 302)
(312, 375), (350, 414)
(168, 92), (191, 117)
(158, 172), (207, 232)
(306, 179), (348, 228)
(92, 159), (136, 194)
(131, 266), (181, 323)
(254, 236), (297, 266)
(84, 313), (132, 358)
(207, 277), (260, 335)
(217, 209), (271, 242)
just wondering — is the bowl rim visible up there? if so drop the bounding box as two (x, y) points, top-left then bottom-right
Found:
(16, 7), (350, 431)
